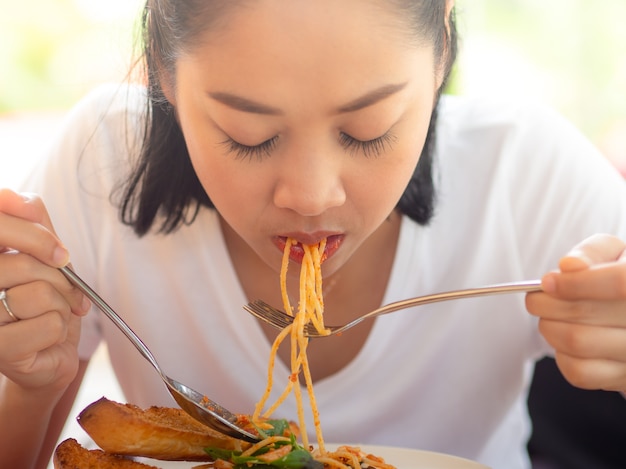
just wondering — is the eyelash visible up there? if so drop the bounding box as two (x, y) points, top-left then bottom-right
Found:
(221, 130), (396, 160)
(220, 136), (279, 161)
(338, 131), (397, 158)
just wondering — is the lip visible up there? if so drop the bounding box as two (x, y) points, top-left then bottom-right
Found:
(273, 233), (344, 264)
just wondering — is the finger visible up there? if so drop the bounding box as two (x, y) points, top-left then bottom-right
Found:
(0, 254), (89, 317)
(0, 281), (76, 326)
(0, 189), (69, 267)
(552, 353), (626, 391)
(0, 312), (71, 363)
(541, 262), (626, 301)
(538, 319), (626, 360)
(0, 189), (55, 228)
(527, 287), (626, 326)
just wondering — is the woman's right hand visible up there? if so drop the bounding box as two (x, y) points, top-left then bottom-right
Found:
(0, 189), (91, 393)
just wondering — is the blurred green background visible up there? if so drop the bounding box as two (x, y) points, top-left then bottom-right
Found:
(0, 0), (142, 111)
(1, 0), (625, 166)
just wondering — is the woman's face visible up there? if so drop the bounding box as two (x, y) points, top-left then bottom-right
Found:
(169, 0), (441, 276)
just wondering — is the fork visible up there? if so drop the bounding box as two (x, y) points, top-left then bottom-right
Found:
(244, 280), (543, 337)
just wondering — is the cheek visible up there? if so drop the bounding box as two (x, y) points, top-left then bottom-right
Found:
(372, 124), (429, 205)
(184, 131), (248, 210)
(346, 146), (420, 225)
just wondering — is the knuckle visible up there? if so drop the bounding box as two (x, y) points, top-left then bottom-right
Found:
(45, 311), (68, 340)
(32, 225), (59, 254)
(32, 280), (58, 304)
(62, 282), (86, 310)
(560, 325), (588, 353)
(567, 300), (594, 320)
(555, 356), (596, 389)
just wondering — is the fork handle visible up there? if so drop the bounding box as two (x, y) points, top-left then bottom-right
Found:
(374, 280), (543, 317)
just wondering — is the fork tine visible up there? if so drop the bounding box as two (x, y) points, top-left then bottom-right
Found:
(244, 300), (327, 336)
(304, 323), (323, 336)
(244, 300), (295, 329)
(252, 300), (294, 326)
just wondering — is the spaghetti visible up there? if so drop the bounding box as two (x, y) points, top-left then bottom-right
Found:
(252, 238), (329, 448)
(208, 238), (394, 468)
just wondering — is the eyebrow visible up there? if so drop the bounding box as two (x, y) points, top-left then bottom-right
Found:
(208, 82), (408, 116)
(335, 82), (407, 113)
(209, 92), (283, 115)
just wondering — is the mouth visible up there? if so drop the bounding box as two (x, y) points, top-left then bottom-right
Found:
(273, 234), (344, 264)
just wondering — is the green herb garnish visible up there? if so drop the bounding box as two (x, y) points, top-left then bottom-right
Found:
(205, 419), (323, 468)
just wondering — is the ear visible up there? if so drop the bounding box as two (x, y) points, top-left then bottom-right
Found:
(445, 0), (455, 34)
(435, 0), (456, 90)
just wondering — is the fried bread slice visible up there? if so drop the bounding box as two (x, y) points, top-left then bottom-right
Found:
(77, 397), (250, 461)
(53, 438), (160, 469)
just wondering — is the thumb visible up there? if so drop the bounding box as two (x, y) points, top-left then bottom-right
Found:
(558, 233), (626, 273)
(542, 234), (626, 299)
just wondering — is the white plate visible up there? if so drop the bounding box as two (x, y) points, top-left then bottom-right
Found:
(138, 444), (490, 468)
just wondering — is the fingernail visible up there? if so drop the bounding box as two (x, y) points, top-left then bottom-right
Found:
(565, 250), (592, 267)
(559, 254), (591, 273)
(53, 246), (70, 267)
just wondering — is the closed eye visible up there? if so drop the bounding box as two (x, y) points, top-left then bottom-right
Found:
(339, 131), (397, 158)
(220, 136), (279, 161)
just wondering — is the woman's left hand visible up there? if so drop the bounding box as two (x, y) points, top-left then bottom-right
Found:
(526, 233), (626, 392)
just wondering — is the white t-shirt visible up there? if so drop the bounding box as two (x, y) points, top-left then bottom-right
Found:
(22, 84), (626, 469)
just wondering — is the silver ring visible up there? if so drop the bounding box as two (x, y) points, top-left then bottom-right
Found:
(0, 289), (19, 322)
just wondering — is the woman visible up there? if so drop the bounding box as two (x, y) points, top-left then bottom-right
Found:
(1, 1), (626, 468)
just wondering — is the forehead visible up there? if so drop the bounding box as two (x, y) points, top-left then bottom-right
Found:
(176, 0), (436, 112)
(192, 0), (419, 56)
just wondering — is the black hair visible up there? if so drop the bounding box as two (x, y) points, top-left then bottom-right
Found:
(119, 0), (458, 236)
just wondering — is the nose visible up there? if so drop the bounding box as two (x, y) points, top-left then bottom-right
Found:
(273, 149), (346, 216)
